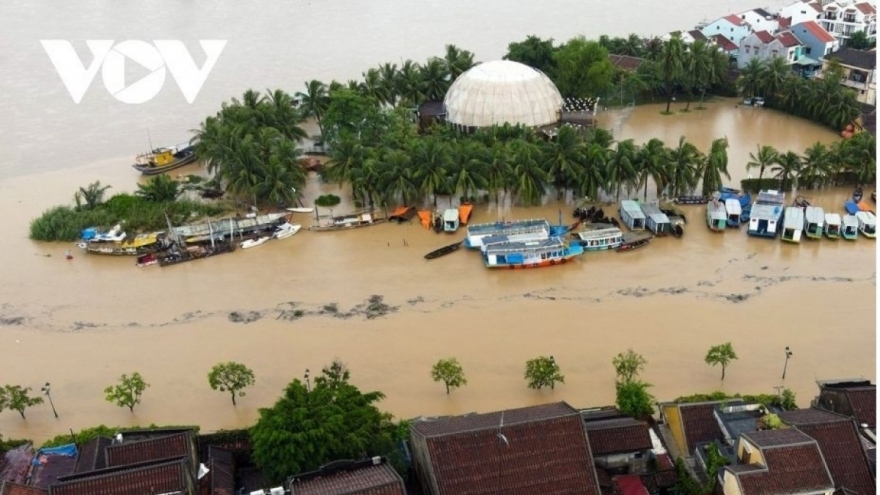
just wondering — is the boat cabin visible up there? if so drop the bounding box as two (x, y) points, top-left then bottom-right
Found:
(855, 211), (876, 238)
(803, 206), (824, 239)
(480, 231), (549, 253)
(780, 207), (804, 243)
(483, 237), (582, 268)
(465, 219), (550, 249)
(619, 200), (646, 231)
(724, 199), (742, 227)
(706, 200), (727, 231)
(747, 190), (785, 238)
(640, 204), (670, 235)
(443, 208), (460, 232)
(841, 214), (859, 239)
(824, 213), (841, 238)
(575, 227), (624, 251)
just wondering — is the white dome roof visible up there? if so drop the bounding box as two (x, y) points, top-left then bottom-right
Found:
(443, 60), (563, 128)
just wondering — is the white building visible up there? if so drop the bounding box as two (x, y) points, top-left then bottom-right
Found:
(700, 14), (754, 47)
(778, 0), (824, 26)
(819, 1), (877, 46)
(737, 8), (780, 33)
(738, 31), (777, 68)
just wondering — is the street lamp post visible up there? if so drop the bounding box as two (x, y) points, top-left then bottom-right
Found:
(304, 369), (311, 393)
(782, 347), (793, 380)
(41, 382), (58, 418)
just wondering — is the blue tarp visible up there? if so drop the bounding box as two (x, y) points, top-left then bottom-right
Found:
(32, 443), (77, 464)
(80, 228), (97, 240)
(844, 201), (860, 215)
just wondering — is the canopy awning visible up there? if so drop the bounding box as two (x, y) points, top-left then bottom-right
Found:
(793, 56), (821, 66)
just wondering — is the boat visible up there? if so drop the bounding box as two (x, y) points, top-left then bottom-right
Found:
(464, 219), (553, 249)
(706, 200), (727, 231)
(81, 224), (126, 243)
(724, 199), (742, 228)
(619, 200), (646, 231)
(780, 207), (804, 243)
(841, 214), (859, 240)
(674, 195), (709, 205)
(616, 231), (653, 252)
(853, 187), (863, 203)
(78, 231), (170, 256)
(640, 204), (671, 236)
(803, 206), (824, 240)
(753, 96), (765, 107)
(273, 223), (302, 240)
(286, 207), (315, 214)
(136, 253), (158, 267)
(572, 226), (624, 251)
(388, 206), (417, 223)
(424, 241), (463, 260)
(823, 213), (841, 239)
(172, 212), (289, 244)
(747, 190), (785, 238)
(310, 211), (386, 232)
(458, 203), (474, 225)
(659, 204), (687, 224)
(443, 208), (460, 232)
(793, 195), (811, 208)
(158, 241), (236, 267)
(482, 237), (584, 269)
(132, 143), (197, 175)
(844, 200), (861, 215)
(479, 230), (550, 253)
(855, 211), (876, 238)
(240, 236), (271, 249)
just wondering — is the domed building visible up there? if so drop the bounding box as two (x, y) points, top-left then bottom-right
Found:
(443, 60), (564, 131)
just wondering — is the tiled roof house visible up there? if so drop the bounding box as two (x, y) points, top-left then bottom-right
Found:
(104, 430), (197, 469)
(50, 457), (195, 495)
(0, 482), (47, 495)
(780, 408), (875, 495)
(410, 402), (600, 495)
(206, 447), (235, 495)
(583, 417), (653, 457)
(660, 400), (742, 456)
(814, 379), (877, 428)
(72, 437), (112, 474)
(288, 458), (405, 495)
(719, 429), (835, 495)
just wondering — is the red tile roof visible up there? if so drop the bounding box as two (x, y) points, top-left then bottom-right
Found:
(778, 17), (792, 29)
(51, 457), (191, 495)
(797, 21), (836, 43)
(584, 418), (652, 456)
(105, 432), (191, 468)
(289, 463), (405, 495)
(843, 386), (877, 427)
(688, 30), (708, 42)
(728, 430), (834, 495)
(678, 403), (725, 455)
(724, 14), (745, 26)
(712, 35), (738, 52)
(780, 409), (875, 495)
(855, 2), (876, 15)
(72, 437), (111, 474)
(608, 55), (644, 71)
(754, 30), (775, 44)
(411, 402), (600, 495)
(614, 475), (648, 495)
(816, 381), (877, 427)
(807, 1), (823, 13)
(208, 447), (234, 495)
(775, 32), (802, 47)
(0, 482), (48, 495)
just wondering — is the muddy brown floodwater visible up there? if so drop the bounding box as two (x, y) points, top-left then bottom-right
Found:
(0, 101), (874, 444)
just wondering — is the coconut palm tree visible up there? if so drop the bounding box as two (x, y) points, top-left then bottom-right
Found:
(585, 127), (614, 149)
(510, 140), (550, 206)
(771, 151), (802, 192)
(667, 137), (702, 196)
(421, 58), (451, 102)
(379, 149), (416, 205)
(396, 60), (425, 106)
(327, 136), (367, 195)
(799, 142), (831, 189)
(261, 89), (307, 142)
(543, 125), (584, 199)
(257, 140), (306, 206)
(362, 68), (390, 106)
(451, 141), (488, 202)
(623, 33), (644, 57)
(701, 138), (731, 195)
(377, 63), (399, 106)
(606, 139), (638, 200)
(762, 56), (790, 103)
(637, 138), (670, 200)
(737, 58), (764, 100)
(746, 144), (779, 182)
(413, 138), (453, 206)
(643, 37), (663, 61)
(683, 41), (711, 112)
(443, 44), (476, 80)
(577, 143), (608, 201)
(295, 80), (330, 140)
(483, 142), (514, 204)
(75, 181), (112, 210)
(822, 88), (860, 131)
(702, 47), (730, 109)
(659, 35), (685, 113)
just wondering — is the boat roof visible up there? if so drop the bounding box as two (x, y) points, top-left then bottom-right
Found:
(620, 200), (645, 217)
(844, 201), (861, 215)
(724, 198), (742, 214)
(783, 207), (804, 228)
(842, 214), (859, 227)
(824, 213), (841, 225)
(576, 227), (623, 240)
(443, 209), (459, 221)
(805, 206), (824, 223)
(707, 200), (727, 218)
(467, 218), (549, 235)
(855, 211), (876, 224)
(750, 202), (783, 220)
(172, 212), (287, 236)
(481, 231), (548, 248)
(484, 237), (565, 254)
(756, 190), (785, 205)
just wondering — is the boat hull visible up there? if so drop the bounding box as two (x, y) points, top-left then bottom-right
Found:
(132, 153), (197, 176)
(485, 252), (581, 269)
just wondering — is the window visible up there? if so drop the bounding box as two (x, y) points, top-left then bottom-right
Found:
(806, 47), (812, 55)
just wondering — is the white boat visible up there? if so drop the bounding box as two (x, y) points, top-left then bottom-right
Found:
(724, 199), (742, 228)
(855, 211), (876, 238)
(573, 226), (624, 251)
(286, 207), (315, 213)
(443, 208), (460, 232)
(240, 236), (271, 249)
(273, 223), (302, 239)
(841, 214), (859, 240)
(823, 213), (841, 239)
(780, 207), (804, 243)
(803, 206), (824, 240)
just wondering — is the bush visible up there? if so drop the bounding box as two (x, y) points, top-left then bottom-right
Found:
(0, 435), (30, 454)
(740, 178), (785, 193)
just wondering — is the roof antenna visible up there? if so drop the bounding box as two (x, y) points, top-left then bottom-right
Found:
(497, 411), (509, 447)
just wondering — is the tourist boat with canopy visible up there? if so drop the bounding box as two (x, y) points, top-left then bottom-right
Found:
(841, 214), (859, 240)
(482, 237), (584, 269)
(640, 204), (671, 236)
(171, 212), (289, 244)
(780, 207), (804, 243)
(464, 219), (556, 249)
(706, 200), (727, 231)
(855, 211), (876, 238)
(724, 199), (742, 228)
(803, 206), (824, 240)
(823, 213), (841, 240)
(571, 224), (624, 251)
(309, 211), (386, 232)
(443, 209), (460, 232)
(747, 190), (785, 238)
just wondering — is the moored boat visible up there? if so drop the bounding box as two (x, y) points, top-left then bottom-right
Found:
(273, 223), (302, 239)
(616, 231), (653, 252)
(132, 143), (197, 175)
(823, 213), (841, 239)
(78, 231), (170, 256)
(724, 199), (742, 228)
(136, 253), (158, 267)
(443, 208), (460, 232)
(674, 196), (709, 205)
(841, 214), (859, 240)
(640, 204), (671, 236)
(464, 219), (551, 249)
(803, 206), (824, 240)
(747, 190), (785, 238)
(855, 211), (876, 238)
(853, 187), (863, 203)
(240, 236), (271, 249)
(619, 200), (646, 231)
(424, 241), (463, 260)
(572, 226), (624, 251)
(483, 237), (584, 269)
(286, 207), (315, 214)
(158, 241), (236, 267)
(780, 207), (804, 243)
(706, 200), (727, 231)
(172, 212), (289, 244)
(310, 211), (385, 232)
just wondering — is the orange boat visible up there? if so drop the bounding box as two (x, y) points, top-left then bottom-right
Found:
(458, 203), (473, 225)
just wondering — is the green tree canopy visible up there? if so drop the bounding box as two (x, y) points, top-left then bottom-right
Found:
(705, 343), (738, 380)
(615, 381), (655, 419)
(430, 358), (468, 394)
(0, 385), (44, 420)
(612, 349), (647, 384)
(136, 174), (181, 203)
(504, 35), (558, 79)
(250, 361), (402, 483)
(208, 362), (256, 406)
(524, 356), (565, 390)
(553, 36), (614, 98)
(104, 372), (149, 412)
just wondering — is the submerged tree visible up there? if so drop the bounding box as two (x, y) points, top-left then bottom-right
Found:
(705, 343), (738, 380)
(524, 356), (565, 390)
(0, 385), (44, 420)
(104, 372), (149, 413)
(430, 358), (467, 395)
(208, 362), (256, 406)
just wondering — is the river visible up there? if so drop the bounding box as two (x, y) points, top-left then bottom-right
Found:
(0, 1), (875, 444)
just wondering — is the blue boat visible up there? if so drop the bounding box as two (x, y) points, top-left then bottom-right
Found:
(464, 219), (550, 249)
(747, 190), (785, 238)
(844, 200), (861, 215)
(483, 237), (584, 269)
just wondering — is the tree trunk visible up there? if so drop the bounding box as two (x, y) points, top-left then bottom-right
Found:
(128, 405), (134, 412)
(644, 179), (649, 201)
(721, 365), (726, 380)
(759, 166), (765, 181)
(445, 383), (450, 395)
(232, 392), (237, 406)
(698, 88), (707, 109)
(18, 409), (25, 420)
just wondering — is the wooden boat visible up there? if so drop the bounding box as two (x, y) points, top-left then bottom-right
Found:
(793, 195), (811, 208)
(803, 206), (824, 240)
(823, 213), (841, 239)
(132, 143), (197, 175)
(674, 196), (709, 205)
(483, 237), (584, 269)
(853, 187), (864, 203)
(464, 219), (551, 249)
(841, 214), (859, 240)
(659, 204), (687, 224)
(747, 190), (785, 238)
(572, 226), (624, 251)
(310, 211), (386, 232)
(855, 211), (876, 238)
(458, 203), (474, 225)
(706, 200), (727, 231)
(158, 241), (236, 267)
(671, 224), (684, 238)
(273, 223), (302, 240)
(78, 231), (170, 256)
(286, 207), (315, 214)
(424, 241), (463, 260)
(240, 236), (271, 249)
(780, 207), (804, 243)
(616, 231), (653, 252)
(388, 205), (417, 223)
(172, 212), (289, 244)
(443, 208), (460, 232)
(136, 253), (158, 267)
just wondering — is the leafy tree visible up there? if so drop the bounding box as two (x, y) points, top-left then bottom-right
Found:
(208, 362), (256, 406)
(667, 136), (702, 196)
(295, 80), (330, 140)
(637, 137), (670, 200)
(705, 343), (738, 380)
(524, 356), (565, 390)
(759, 413), (783, 430)
(612, 349), (648, 384)
(0, 385), (44, 420)
(771, 151), (802, 192)
(504, 35), (558, 78)
(616, 381), (655, 419)
(250, 362), (402, 483)
(136, 174), (181, 202)
(443, 44), (476, 80)
(553, 36), (614, 97)
(104, 372), (149, 412)
(430, 358), (467, 394)
(701, 137), (731, 195)
(74, 181), (112, 210)
(846, 31), (872, 50)
(746, 144), (779, 182)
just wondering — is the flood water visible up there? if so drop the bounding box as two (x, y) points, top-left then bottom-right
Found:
(0, 98), (875, 443)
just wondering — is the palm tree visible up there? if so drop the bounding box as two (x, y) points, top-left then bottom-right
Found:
(295, 80), (330, 140)
(702, 47), (730, 109)
(585, 127), (614, 149)
(683, 41), (711, 112)
(327, 136), (366, 195)
(510, 140), (550, 206)
(637, 138), (670, 200)
(643, 37), (663, 61)
(362, 68), (390, 106)
(799, 142), (831, 189)
(667, 137), (702, 196)
(379, 149), (416, 205)
(746, 144), (778, 182)
(577, 143), (608, 201)
(421, 58), (451, 102)
(443, 44), (475, 80)
(261, 89), (307, 142)
(543, 125), (584, 200)
(75, 181), (112, 210)
(606, 139), (638, 200)
(659, 35), (685, 113)
(771, 151), (802, 192)
(700, 138), (731, 195)
(623, 33), (644, 57)
(377, 63), (399, 106)
(413, 138), (453, 206)
(737, 58), (764, 99)
(762, 56), (790, 103)
(396, 60), (425, 106)
(483, 142), (514, 204)
(451, 141), (488, 202)
(823, 88), (860, 131)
